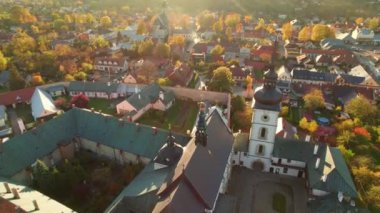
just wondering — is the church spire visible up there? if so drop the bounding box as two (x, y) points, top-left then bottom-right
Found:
(195, 102), (207, 146)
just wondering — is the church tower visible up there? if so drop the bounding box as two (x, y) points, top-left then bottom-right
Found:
(248, 67), (282, 171)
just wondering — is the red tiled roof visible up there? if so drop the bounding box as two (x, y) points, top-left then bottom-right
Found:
(0, 87), (36, 106)
(244, 60), (267, 70)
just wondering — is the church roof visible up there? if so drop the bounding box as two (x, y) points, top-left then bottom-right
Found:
(253, 69), (282, 111)
(31, 88), (58, 120)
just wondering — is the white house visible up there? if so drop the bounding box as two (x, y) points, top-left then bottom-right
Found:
(31, 88), (59, 121)
(93, 56), (128, 74)
(351, 27), (374, 42)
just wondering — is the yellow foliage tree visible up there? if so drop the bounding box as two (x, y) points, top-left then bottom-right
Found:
(298, 26), (312, 42)
(366, 17), (380, 30)
(100, 16), (112, 28)
(311, 24), (335, 42)
(355, 17), (364, 26)
(308, 120), (319, 133)
(137, 20), (148, 35)
(31, 73), (44, 86)
(304, 89), (325, 110)
(282, 22), (293, 41)
(169, 35), (185, 46)
(255, 18), (266, 30)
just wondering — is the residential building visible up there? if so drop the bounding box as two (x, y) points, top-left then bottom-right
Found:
(68, 81), (119, 99)
(31, 88), (59, 121)
(352, 27), (374, 43)
(165, 63), (194, 87)
(93, 56), (128, 74)
(116, 84), (175, 121)
(0, 87), (35, 107)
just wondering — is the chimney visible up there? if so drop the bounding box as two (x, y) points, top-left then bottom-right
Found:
(313, 144), (319, 155)
(33, 200), (39, 210)
(11, 188), (20, 199)
(3, 183), (11, 193)
(152, 127), (157, 135)
(159, 91), (164, 100)
(315, 158), (320, 169)
(107, 82), (111, 86)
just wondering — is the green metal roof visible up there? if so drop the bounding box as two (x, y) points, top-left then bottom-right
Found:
(0, 108), (190, 178)
(273, 138), (357, 198)
(126, 84), (175, 111)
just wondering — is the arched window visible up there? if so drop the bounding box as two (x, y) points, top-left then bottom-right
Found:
(259, 127), (267, 139)
(256, 144), (265, 155)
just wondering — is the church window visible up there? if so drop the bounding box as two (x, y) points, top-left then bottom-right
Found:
(259, 127), (267, 139)
(261, 114), (270, 122)
(256, 144), (264, 155)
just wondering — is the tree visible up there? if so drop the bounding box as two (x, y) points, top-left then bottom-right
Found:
(0, 51), (7, 71)
(140, 60), (156, 83)
(210, 44), (224, 56)
(154, 43), (171, 58)
(299, 117), (309, 130)
(281, 106), (289, 117)
(157, 77), (172, 86)
(90, 35), (109, 49)
(70, 94), (89, 108)
(169, 35), (185, 46)
(74, 71), (87, 81)
(355, 17), (364, 26)
(225, 27), (233, 42)
(31, 73), (44, 86)
(298, 26), (312, 42)
(299, 117), (318, 133)
(208, 66), (235, 93)
(32, 160), (53, 194)
(346, 95), (378, 124)
(213, 18), (224, 33)
(64, 74), (75, 81)
(366, 17), (380, 30)
(337, 145), (355, 162)
(10, 6), (37, 24)
(136, 20), (148, 35)
(311, 24), (335, 42)
(367, 186), (380, 210)
(255, 18), (266, 30)
(303, 89), (325, 110)
(9, 66), (25, 90)
(231, 95), (246, 114)
(282, 22), (293, 41)
(244, 15), (252, 24)
(336, 130), (355, 147)
(9, 30), (36, 56)
(225, 13), (240, 28)
(100, 16), (112, 28)
(232, 107), (252, 132)
(138, 39), (154, 57)
(197, 10), (215, 30)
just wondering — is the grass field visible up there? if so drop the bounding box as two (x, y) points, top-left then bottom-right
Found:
(272, 193), (286, 213)
(15, 104), (34, 124)
(137, 99), (198, 134)
(88, 98), (116, 115)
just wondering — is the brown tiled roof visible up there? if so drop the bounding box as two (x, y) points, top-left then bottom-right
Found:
(165, 63), (193, 87)
(0, 87), (36, 106)
(154, 111), (233, 212)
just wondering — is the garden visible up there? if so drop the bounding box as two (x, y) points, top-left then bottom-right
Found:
(137, 99), (198, 134)
(32, 150), (144, 213)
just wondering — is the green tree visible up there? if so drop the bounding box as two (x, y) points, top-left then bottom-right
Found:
(154, 43), (171, 58)
(210, 44), (224, 56)
(337, 130), (355, 147)
(9, 66), (25, 90)
(346, 95), (378, 124)
(74, 71), (87, 81)
(0, 51), (7, 71)
(208, 66), (235, 93)
(231, 95), (246, 114)
(303, 89), (325, 110)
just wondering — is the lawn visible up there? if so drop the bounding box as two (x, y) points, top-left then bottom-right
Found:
(272, 193), (286, 213)
(15, 104), (34, 124)
(137, 100), (198, 134)
(88, 98), (115, 115)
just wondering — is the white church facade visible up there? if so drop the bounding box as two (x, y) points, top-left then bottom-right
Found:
(232, 68), (358, 200)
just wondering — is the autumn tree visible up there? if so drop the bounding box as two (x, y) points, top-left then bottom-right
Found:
(303, 89), (325, 110)
(355, 17), (364, 26)
(225, 13), (241, 28)
(345, 95), (378, 124)
(0, 51), (7, 71)
(213, 18), (224, 33)
(138, 39), (154, 57)
(244, 15), (252, 24)
(197, 10), (215, 30)
(100, 16), (112, 28)
(90, 35), (109, 49)
(282, 22), (293, 41)
(210, 44), (224, 56)
(231, 95), (246, 114)
(9, 30), (36, 56)
(169, 35), (185, 47)
(368, 186), (380, 210)
(10, 6), (37, 24)
(255, 18), (266, 30)
(137, 20), (148, 35)
(139, 60), (156, 83)
(311, 24), (335, 42)
(298, 26), (312, 42)
(299, 117), (319, 133)
(232, 107), (252, 132)
(208, 66), (235, 93)
(157, 77), (172, 86)
(366, 17), (380, 31)
(9, 66), (25, 90)
(154, 43), (170, 58)
(31, 73), (44, 86)
(70, 94), (89, 108)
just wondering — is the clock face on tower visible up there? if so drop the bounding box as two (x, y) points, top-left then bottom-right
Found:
(261, 114), (270, 122)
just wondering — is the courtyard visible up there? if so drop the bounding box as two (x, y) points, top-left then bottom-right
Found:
(228, 167), (309, 213)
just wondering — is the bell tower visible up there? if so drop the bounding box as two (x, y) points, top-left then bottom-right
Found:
(248, 67), (282, 171)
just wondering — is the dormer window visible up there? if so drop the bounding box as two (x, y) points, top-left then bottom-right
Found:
(99, 61), (102, 64)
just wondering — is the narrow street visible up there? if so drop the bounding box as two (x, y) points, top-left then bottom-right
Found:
(7, 109), (21, 135)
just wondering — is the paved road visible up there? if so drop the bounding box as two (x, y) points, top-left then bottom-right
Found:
(229, 167), (309, 213)
(7, 109), (21, 135)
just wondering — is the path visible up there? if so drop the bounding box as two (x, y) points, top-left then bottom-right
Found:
(7, 108), (21, 135)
